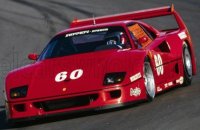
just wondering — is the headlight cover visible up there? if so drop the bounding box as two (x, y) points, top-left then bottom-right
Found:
(10, 86), (28, 99)
(103, 72), (126, 85)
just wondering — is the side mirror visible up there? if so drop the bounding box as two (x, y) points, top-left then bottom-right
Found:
(28, 53), (38, 60)
(138, 36), (148, 44)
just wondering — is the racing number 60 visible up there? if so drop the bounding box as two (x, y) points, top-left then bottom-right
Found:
(55, 69), (83, 82)
(154, 54), (164, 76)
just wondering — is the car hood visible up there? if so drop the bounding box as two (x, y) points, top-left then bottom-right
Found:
(6, 49), (145, 101)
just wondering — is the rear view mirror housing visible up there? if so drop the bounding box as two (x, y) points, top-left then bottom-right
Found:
(28, 53), (38, 60)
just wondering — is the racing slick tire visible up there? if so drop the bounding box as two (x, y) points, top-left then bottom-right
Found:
(182, 43), (193, 86)
(144, 58), (156, 101)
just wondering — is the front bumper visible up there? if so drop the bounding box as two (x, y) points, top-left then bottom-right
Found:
(6, 82), (147, 122)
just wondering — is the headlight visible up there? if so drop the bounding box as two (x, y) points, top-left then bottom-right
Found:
(10, 86), (28, 99)
(103, 72), (126, 85)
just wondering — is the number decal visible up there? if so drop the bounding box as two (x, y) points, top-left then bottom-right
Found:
(70, 69), (83, 80)
(55, 71), (67, 82)
(55, 69), (83, 82)
(154, 54), (164, 76)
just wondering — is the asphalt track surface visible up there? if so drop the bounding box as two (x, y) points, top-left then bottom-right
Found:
(0, 0), (199, 130)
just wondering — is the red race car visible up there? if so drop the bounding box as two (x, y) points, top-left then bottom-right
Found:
(4, 5), (196, 123)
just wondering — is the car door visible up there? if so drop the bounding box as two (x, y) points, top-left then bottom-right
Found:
(127, 23), (179, 86)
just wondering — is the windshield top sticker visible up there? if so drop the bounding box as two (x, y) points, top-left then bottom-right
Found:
(65, 28), (108, 37)
(91, 28), (108, 33)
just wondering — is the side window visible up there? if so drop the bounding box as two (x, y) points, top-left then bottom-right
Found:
(140, 24), (156, 40)
(128, 23), (153, 48)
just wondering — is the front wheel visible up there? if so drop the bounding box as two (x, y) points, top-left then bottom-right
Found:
(144, 59), (156, 101)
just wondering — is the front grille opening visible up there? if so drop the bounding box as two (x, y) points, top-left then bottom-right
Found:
(14, 104), (26, 112)
(33, 102), (43, 109)
(33, 94), (98, 112)
(110, 90), (121, 99)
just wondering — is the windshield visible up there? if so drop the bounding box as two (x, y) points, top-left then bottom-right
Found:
(39, 26), (130, 60)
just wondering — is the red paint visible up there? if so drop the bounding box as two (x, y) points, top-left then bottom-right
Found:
(28, 53), (38, 60)
(5, 5), (196, 121)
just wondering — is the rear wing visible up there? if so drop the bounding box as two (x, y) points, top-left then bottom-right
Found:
(70, 4), (186, 30)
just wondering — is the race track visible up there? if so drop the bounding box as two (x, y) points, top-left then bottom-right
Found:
(0, 0), (200, 129)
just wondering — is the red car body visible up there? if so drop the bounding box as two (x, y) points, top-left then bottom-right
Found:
(4, 5), (196, 122)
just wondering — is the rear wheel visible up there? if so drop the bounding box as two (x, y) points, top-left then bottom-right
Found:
(144, 59), (156, 101)
(182, 43), (192, 86)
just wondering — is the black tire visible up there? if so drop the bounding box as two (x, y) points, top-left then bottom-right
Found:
(182, 43), (192, 86)
(144, 58), (156, 101)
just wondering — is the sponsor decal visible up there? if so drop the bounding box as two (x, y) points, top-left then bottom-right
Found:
(176, 79), (179, 84)
(130, 87), (141, 97)
(168, 82), (173, 86)
(164, 81), (174, 88)
(55, 69), (83, 82)
(178, 32), (187, 40)
(179, 77), (184, 84)
(66, 30), (90, 37)
(157, 86), (162, 92)
(91, 28), (108, 33)
(65, 28), (108, 37)
(176, 76), (184, 84)
(164, 83), (168, 88)
(130, 72), (142, 82)
(154, 54), (164, 76)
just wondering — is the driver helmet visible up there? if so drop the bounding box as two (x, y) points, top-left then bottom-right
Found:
(105, 32), (128, 48)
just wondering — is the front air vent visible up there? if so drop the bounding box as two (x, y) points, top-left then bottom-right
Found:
(33, 94), (98, 111)
(158, 41), (171, 53)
